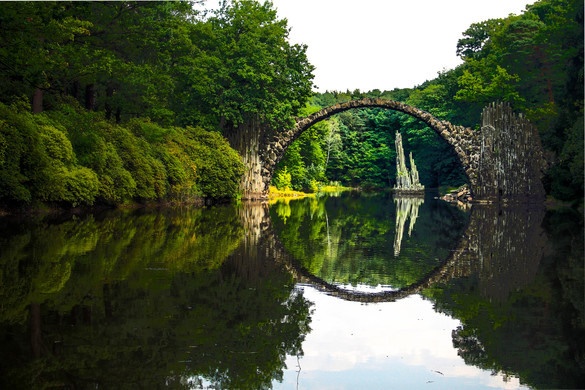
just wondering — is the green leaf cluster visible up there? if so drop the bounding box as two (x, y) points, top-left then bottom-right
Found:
(273, 167), (292, 190)
(0, 103), (99, 204)
(0, 102), (244, 207)
(454, 0), (583, 202)
(0, 1), (314, 128)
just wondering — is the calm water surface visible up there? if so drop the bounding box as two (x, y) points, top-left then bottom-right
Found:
(0, 191), (583, 389)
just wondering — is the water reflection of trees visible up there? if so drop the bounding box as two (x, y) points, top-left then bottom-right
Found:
(428, 205), (585, 389)
(2, 199), (582, 389)
(270, 192), (468, 288)
(0, 206), (312, 390)
(272, 196), (584, 388)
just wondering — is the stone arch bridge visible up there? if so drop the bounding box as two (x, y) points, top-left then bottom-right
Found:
(234, 99), (546, 203)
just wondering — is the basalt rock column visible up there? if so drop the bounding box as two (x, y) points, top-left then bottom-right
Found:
(225, 119), (269, 200)
(409, 152), (422, 189)
(394, 131), (424, 192)
(395, 131), (411, 189)
(475, 102), (547, 202)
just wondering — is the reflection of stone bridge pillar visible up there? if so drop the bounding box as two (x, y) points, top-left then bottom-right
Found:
(469, 205), (546, 301)
(227, 202), (293, 283)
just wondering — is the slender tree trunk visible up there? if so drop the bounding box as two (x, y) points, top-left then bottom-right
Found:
(30, 303), (42, 358)
(32, 88), (44, 114)
(85, 83), (95, 110)
(105, 85), (114, 120)
(326, 130), (332, 166)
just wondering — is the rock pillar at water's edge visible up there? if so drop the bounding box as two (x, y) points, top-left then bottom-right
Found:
(475, 102), (546, 202)
(394, 131), (424, 191)
(225, 119), (268, 199)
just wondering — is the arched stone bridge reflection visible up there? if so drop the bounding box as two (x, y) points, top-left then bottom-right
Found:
(236, 200), (545, 303)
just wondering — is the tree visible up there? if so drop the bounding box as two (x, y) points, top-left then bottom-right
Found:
(186, 1), (315, 197)
(454, 62), (525, 107)
(456, 19), (504, 60)
(0, 2), (93, 112)
(454, 0), (583, 203)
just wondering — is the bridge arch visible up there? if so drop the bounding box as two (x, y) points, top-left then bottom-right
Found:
(260, 98), (480, 196)
(236, 197), (545, 304)
(243, 198), (474, 303)
(287, 241), (470, 303)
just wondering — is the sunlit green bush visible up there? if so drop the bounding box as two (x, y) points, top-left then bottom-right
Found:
(0, 102), (244, 207)
(273, 167), (292, 190)
(183, 126), (244, 199)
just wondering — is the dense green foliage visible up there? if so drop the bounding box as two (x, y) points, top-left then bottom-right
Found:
(455, 0), (584, 202)
(0, 0), (582, 205)
(187, 0), (314, 130)
(273, 0), (583, 203)
(0, 1), (313, 128)
(0, 0), (314, 207)
(0, 101), (244, 205)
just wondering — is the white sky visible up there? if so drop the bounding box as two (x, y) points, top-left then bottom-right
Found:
(202, 0), (531, 92)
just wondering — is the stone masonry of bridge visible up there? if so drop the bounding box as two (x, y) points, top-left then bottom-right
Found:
(243, 99), (546, 202)
(261, 98), (480, 195)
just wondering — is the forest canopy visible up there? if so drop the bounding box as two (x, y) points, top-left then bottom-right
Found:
(0, 0), (582, 207)
(271, 0), (583, 203)
(0, 1), (314, 207)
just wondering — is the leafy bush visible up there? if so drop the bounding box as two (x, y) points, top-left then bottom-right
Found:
(309, 179), (320, 193)
(0, 104), (36, 202)
(273, 167), (292, 190)
(0, 103), (244, 207)
(176, 126), (244, 199)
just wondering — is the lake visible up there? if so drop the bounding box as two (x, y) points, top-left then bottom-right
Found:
(0, 191), (583, 389)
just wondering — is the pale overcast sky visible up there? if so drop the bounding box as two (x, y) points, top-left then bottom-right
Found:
(202, 0), (531, 92)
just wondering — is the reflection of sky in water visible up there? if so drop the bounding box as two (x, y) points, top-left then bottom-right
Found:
(275, 286), (530, 390)
(328, 283), (398, 292)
